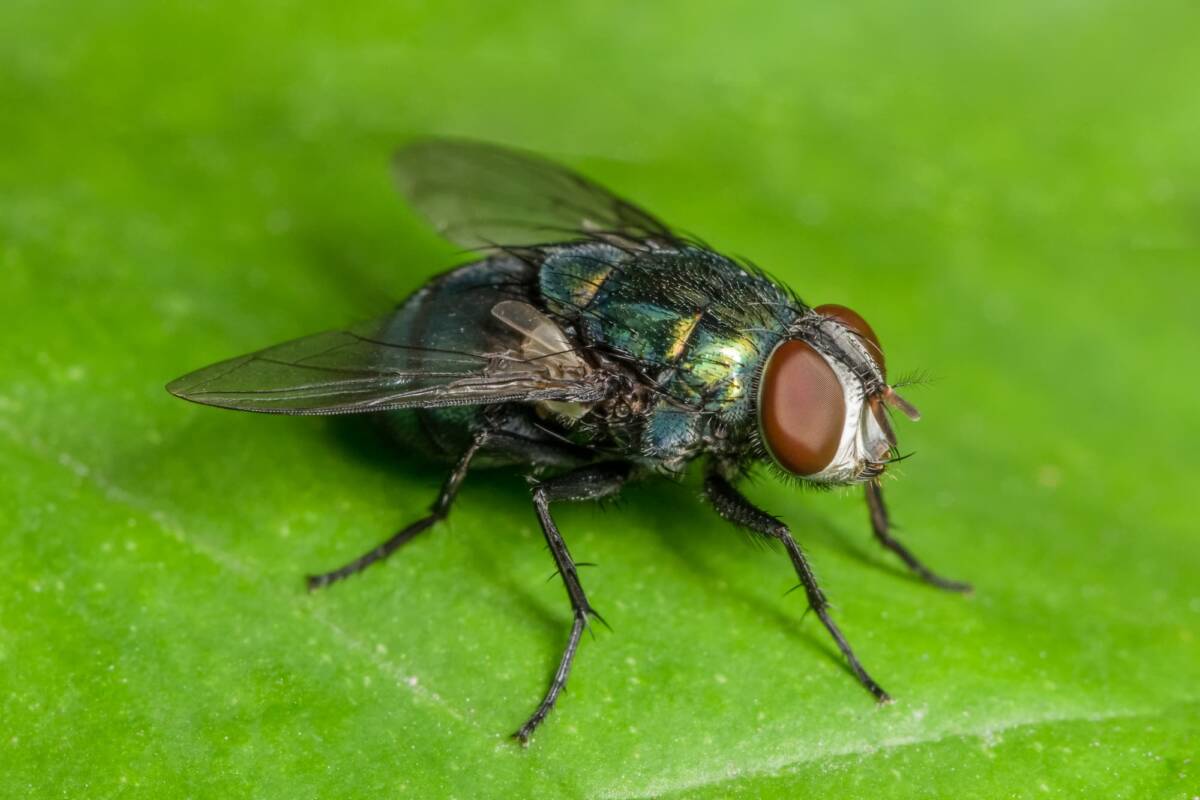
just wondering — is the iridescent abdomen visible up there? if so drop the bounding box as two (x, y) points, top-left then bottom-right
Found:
(380, 255), (539, 459)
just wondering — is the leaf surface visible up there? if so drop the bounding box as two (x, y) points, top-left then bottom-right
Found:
(2, 2), (1198, 797)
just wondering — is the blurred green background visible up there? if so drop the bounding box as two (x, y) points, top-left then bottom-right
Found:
(2, 1), (1198, 797)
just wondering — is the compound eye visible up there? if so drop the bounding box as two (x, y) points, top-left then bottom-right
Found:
(814, 303), (885, 379)
(760, 339), (846, 476)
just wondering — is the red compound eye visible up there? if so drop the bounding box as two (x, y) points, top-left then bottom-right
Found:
(759, 339), (846, 476)
(814, 304), (885, 379)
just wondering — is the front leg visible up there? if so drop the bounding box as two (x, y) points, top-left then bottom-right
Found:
(704, 471), (890, 703)
(865, 481), (971, 593)
(514, 461), (632, 744)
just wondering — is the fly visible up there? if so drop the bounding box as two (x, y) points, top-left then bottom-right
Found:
(168, 138), (970, 743)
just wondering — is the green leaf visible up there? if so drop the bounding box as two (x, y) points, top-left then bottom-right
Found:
(3, 1), (1198, 797)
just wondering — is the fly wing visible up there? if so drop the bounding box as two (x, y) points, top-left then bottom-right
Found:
(394, 138), (679, 249)
(167, 308), (605, 416)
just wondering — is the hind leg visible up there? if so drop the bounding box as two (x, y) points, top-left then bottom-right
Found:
(306, 427), (589, 590)
(306, 431), (488, 590)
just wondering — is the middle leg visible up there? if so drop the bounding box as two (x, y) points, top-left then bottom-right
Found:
(513, 461), (632, 744)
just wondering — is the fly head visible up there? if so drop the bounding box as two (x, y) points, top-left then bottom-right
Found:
(757, 304), (921, 484)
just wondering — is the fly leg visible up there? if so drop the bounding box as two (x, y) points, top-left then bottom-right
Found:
(704, 471), (890, 703)
(514, 461), (631, 744)
(306, 432), (488, 591)
(865, 481), (971, 593)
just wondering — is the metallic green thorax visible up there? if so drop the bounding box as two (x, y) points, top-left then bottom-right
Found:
(539, 242), (803, 469)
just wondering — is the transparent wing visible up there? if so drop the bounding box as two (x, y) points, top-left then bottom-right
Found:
(167, 312), (605, 416)
(394, 138), (678, 249)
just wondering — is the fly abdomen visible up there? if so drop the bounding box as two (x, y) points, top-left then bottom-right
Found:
(378, 254), (540, 458)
